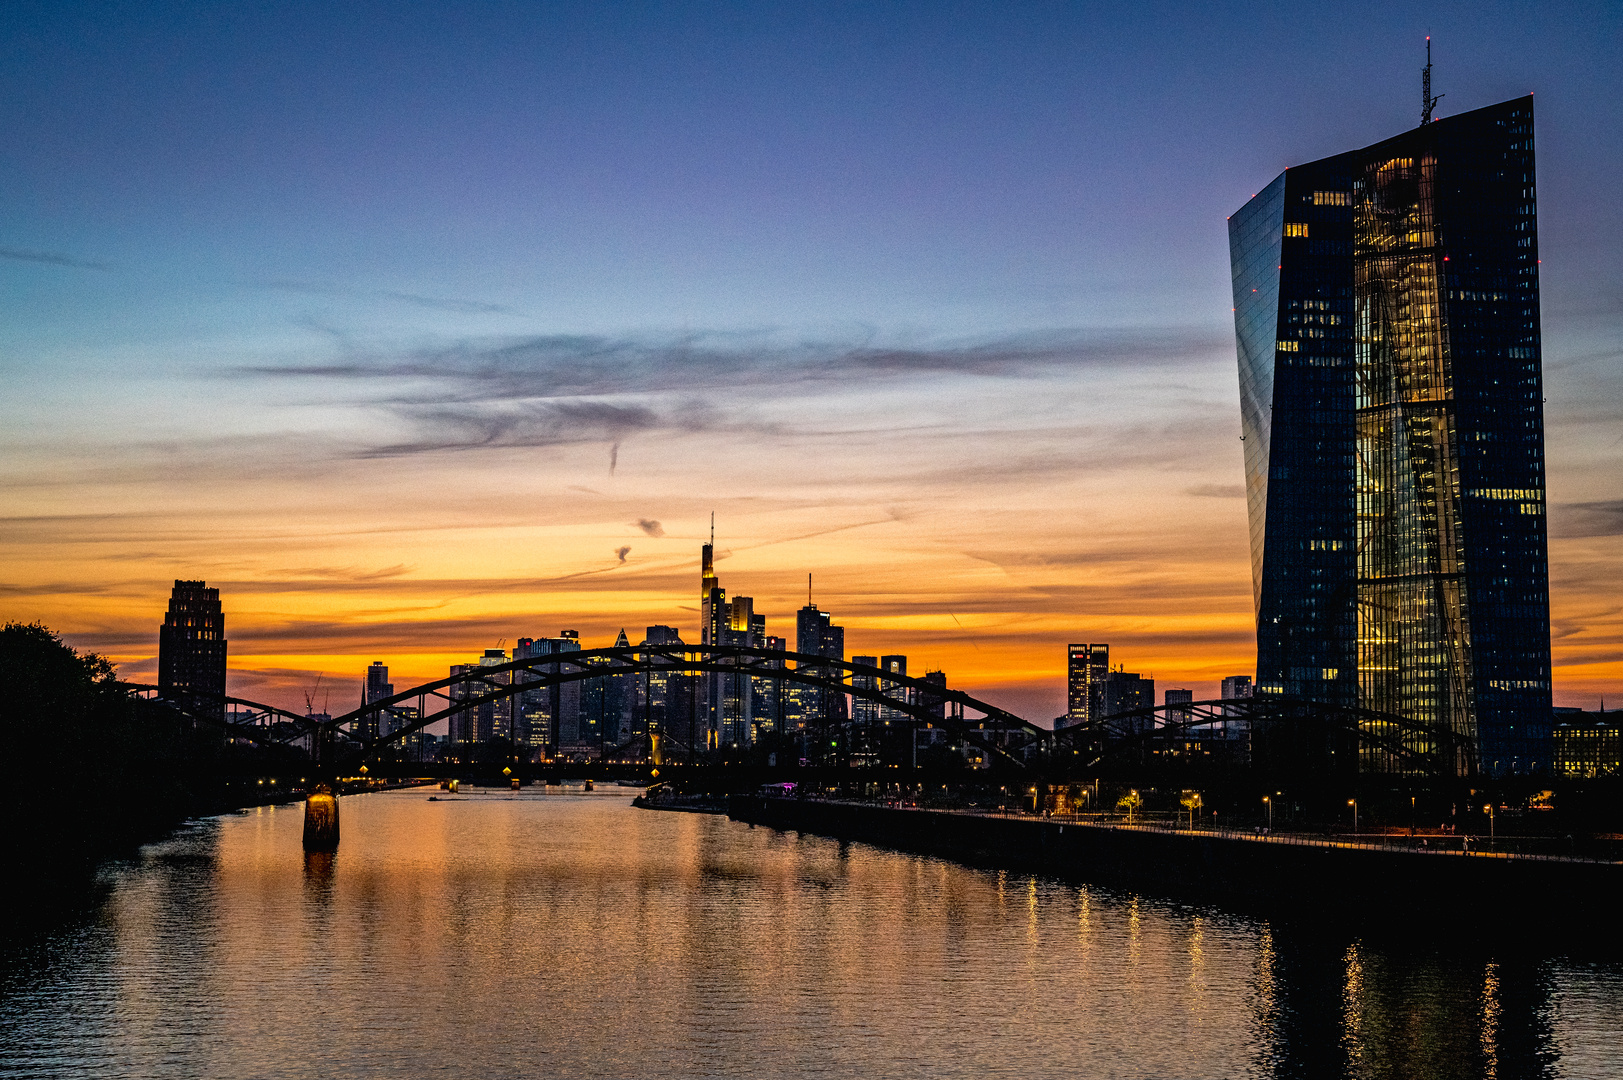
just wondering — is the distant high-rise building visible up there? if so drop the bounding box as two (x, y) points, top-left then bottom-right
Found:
(158, 579), (227, 723)
(515, 632), (582, 753)
(1220, 675), (1254, 701)
(360, 661), (393, 741)
(751, 634), (788, 740)
(477, 648), (510, 742)
(697, 536), (766, 749)
(1165, 688), (1193, 727)
(366, 661), (392, 702)
(794, 602), (846, 727)
(918, 670), (948, 722)
(632, 625), (685, 744)
(582, 629), (634, 751)
(1230, 94), (1552, 774)
(878, 655), (909, 724)
(851, 655), (880, 726)
(1065, 644), (1109, 727)
(1103, 670), (1154, 721)
(448, 663), (477, 745)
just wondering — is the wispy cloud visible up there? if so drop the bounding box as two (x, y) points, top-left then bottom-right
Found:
(1553, 500), (1623, 539)
(275, 564), (416, 581)
(636, 519), (665, 537)
(1187, 483), (1245, 498)
(231, 326), (1228, 403)
(359, 400), (725, 457)
(0, 247), (111, 271)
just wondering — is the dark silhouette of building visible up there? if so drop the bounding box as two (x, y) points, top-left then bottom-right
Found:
(877, 655), (909, 724)
(514, 633), (581, 755)
(794, 601), (846, 727)
(1065, 644), (1109, 727)
(448, 663), (476, 745)
(157, 580), (227, 723)
(918, 670), (948, 721)
(631, 625), (685, 744)
(851, 655), (880, 726)
(1230, 95), (1551, 775)
(582, 629), (634, 751)
(1104, 670), (1154, 724)
(750, 634), (788, 740)
(358, 661), (392, 741)
(698, 537), (770, 750)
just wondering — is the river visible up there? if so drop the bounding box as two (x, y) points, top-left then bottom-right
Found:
(4, 787), (1621, 1078)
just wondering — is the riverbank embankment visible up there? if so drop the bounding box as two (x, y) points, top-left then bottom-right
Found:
(732, 797), (1623, 927)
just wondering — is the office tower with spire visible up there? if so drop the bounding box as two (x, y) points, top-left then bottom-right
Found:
(1230, 72), (1551, 775)
(699, 526), (765, 750)
(793, 580), (846, 728)
(158, 579), (228, 723)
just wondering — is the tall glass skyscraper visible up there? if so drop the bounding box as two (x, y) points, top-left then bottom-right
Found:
(1229, 96), (1552, 776)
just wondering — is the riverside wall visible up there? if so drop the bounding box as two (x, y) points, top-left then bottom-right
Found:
(732, 797), (1622, 926)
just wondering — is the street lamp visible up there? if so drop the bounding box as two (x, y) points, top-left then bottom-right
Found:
(1348, 798), (1358, 834)
(1262, 795), (1272, 832)
(1484, 803), (1495, 850)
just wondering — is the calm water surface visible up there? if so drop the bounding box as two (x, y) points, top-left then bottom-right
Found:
(4, 788), (1621, 1079)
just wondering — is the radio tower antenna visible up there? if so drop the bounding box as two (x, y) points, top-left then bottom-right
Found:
(1422, 36), (1443, 125)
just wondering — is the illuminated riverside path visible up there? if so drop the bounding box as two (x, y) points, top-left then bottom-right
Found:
(6, 788), (1623, 1079)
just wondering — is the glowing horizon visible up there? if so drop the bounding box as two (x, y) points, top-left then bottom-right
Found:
(3, 4), (1619, 721)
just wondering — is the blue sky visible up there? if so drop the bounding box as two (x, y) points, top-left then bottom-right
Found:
(3, 0), (1620, 715)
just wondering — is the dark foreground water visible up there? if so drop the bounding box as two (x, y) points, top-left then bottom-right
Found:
(4, 789), (1622, 1079)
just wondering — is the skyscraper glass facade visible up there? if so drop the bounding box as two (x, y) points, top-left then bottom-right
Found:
(1229, 96), (1552, 776)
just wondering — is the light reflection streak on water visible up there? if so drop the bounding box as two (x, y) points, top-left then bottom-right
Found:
(0, 791), (1619, 1079)
(1343, 942), (1365, 1074)
(1483, 960), (1501, 1080)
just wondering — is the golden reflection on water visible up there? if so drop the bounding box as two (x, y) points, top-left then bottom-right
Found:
(1482, 961), (1501, 1080)
(1342, 942), (1366, 1073)
(0, 791), (1616, 1079)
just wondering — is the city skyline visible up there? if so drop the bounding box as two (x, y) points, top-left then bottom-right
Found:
(3, 3), (1619, 721)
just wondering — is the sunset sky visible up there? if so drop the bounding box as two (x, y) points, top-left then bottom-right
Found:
(4, 1), (1619, 723)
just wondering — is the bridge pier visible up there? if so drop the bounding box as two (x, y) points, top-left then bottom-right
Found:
(303, 784), (340, 851)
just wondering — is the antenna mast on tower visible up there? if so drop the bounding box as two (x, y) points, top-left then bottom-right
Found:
(1421, 36), (1444, 125)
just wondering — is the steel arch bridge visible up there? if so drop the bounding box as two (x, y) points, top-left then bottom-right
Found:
(122, 644), (1047, 777)
(123, 655), (1478, 785)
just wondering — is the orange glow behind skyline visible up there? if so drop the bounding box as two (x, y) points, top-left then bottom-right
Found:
(6, 331), (1617, 723)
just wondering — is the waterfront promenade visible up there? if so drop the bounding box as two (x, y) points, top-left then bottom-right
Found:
(734, 797), (1623, 927)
